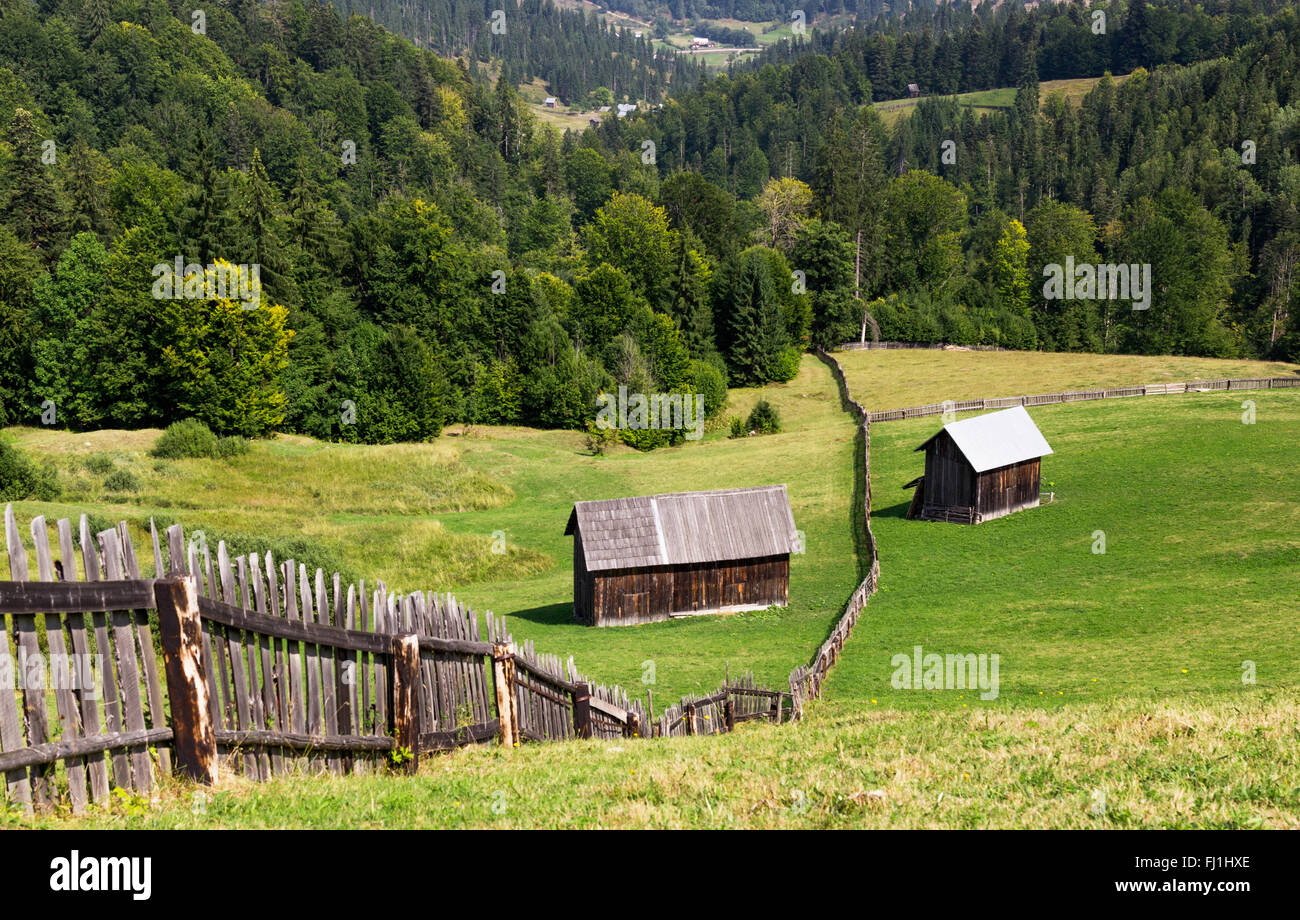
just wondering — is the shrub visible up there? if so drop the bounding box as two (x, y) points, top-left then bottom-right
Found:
(81, 453), (116, 475)
(103, 469), (141, 493)
(213, 436), (251, 459)
(151, 419), (218, 459)
(728, 416), (746, 439)
(746, 400), (782, 435)
(689, 359), (728, 419)
(583, 421), (618, 455)
(0, 440), (60, 501)
(770, 345), (803, 383)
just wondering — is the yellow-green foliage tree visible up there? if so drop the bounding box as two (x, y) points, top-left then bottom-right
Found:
(160, 263), (293, 437)
(995, 217), (1031, 317)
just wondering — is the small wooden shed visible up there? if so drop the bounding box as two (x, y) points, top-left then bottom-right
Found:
(905, 406), (1053, 524)
(565, 485), (798, 626)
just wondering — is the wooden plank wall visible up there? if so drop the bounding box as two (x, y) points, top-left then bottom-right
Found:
(589, 556), (789, 627)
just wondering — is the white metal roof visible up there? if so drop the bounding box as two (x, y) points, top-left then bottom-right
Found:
(918, 406), (1053, 473)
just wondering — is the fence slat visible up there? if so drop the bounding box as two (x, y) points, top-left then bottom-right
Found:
(98, 528), (151, 793)
(58, 517), (109, 803)
(30, 516), (88, 813)
(7, 506), (52, 806)
(117, 522), (170, 778)
(0, 507), (34, 813)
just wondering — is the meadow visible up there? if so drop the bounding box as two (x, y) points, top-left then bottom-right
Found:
(19, 692), (1297, 829)
(6, 349), (1299, 828)
(836, 347), (1299, 410)
(830, 386), (1300, 712)
(3, 355), (861, 706)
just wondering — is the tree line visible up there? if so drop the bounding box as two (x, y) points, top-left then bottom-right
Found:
(0, 0), (1297, 452)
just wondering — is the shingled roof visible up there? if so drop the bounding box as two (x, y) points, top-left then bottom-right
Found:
(915, 405), (1053, 473)
(564, 485), (797, 572)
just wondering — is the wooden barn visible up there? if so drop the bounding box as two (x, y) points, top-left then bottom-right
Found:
(905, 406), (1053, 524)
(565, 485), (798, 626)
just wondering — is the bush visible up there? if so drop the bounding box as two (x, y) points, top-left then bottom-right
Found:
(81, 453), (116, 475)
(0, 440), (60, 502)
(770, 345), (803, 383)
(213, 436), (251, 459)
(689, 359), (728, 419)
(746, 399), (782, 435)
(728, 416), (746, 439)
(151, 419), (218, 459)
(103, 469), (141, 493)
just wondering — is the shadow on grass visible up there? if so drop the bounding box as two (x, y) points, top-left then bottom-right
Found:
(874, 499), (914, 521)
(503, 601), (574, 626)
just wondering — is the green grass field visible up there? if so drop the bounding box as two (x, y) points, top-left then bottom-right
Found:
(829, 388), (1300, 712)
(6, 350), (1299, 828)
(20, 692), (1296, 828)
(836, 347), (1299, 410)
(3, 355), (860, 705)
(873, 75), (1130, 127)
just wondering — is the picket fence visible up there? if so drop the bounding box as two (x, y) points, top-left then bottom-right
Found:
(0, 507), (810, 814)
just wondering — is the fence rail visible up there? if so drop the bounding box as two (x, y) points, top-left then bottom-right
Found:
(1, 505), (802, 814)
(861, 376), (1300, 423)
(784, 352), (883, 711)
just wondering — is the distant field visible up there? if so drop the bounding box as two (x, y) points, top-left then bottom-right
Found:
(27, 692), (1297, 828)
(828, 388), (1300, 712)
(836, 347), (1300, 411)
(874, 75), (1128, 127)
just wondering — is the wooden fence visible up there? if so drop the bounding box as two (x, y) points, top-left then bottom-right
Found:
(863, 376), (1300, 423)
(1, 507), (802, 814)
(784, 352), (883, 711)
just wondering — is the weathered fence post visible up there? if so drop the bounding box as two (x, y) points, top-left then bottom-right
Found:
(683, 701), (696, 736)
(390, 634), (420, 774)
(723, 696), (735, 732)
(492, 643), (518, 747)
(572, 682), (592, 739)
(154, 575), (217, 784)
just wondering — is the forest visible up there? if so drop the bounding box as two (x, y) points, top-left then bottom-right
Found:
(0, 0), (1297, 448)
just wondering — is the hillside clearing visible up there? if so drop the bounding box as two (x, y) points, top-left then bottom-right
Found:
(827, 387), (1300, 709)
(835, 348), (1300, 410)
(2, 355), (860, 706)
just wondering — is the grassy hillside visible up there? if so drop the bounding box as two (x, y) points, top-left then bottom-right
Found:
(3, 355), (860, 705)
(836, 348), (1300, 410)
(830, 387), (1300, 711)
(873, 75), (1130, 127)
(6, 352), (1300, 828)
(22, 692), (1297, 828)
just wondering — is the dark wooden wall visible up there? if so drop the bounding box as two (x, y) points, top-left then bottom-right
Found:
(918, 431), (1042, 524)
(574, 555), (790, 626)
(572, 531), (594, 625)
(976, 458), (1041, 521)
(921, 430), (975, 509)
